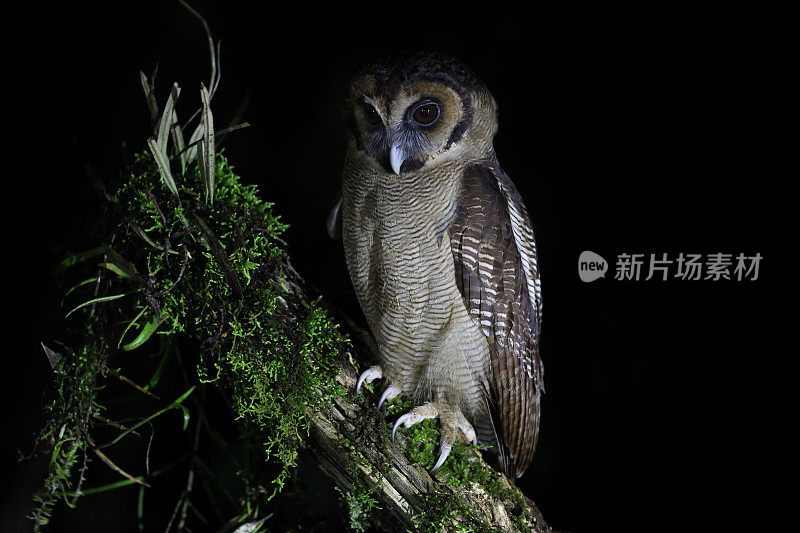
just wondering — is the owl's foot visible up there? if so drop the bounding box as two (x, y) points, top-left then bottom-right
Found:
(355, 365), (383, 394)
(392, 402), (477, 472)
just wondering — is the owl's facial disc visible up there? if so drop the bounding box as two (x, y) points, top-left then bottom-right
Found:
(347, 73), (475, 175)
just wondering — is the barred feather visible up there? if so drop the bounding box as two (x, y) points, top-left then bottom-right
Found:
(449, 161), (543, 478)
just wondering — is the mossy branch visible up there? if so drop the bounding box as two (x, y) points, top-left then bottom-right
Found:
(220, 216), (554, 532)
(32, 150), (552, 531)
(304, 361), (552, 532)
(29, 32), (552, 529)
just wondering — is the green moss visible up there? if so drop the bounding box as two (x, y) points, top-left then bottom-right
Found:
(412, 490), (494, 533)
(392, 419), (493, 531)
(335, 389), (395, 531)
(336, 471), (382, 533)
(218, 296), (342, 497)
(31, 150), (347, 529)
(388, 401), (533, 531)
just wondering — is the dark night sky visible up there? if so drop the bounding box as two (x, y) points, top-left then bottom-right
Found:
(2, 2), (789, 532)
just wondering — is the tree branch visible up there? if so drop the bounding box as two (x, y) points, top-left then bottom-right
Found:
(282, 257), (552, 532)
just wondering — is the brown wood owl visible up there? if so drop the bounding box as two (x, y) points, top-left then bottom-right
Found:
(329, 52), (544, 478)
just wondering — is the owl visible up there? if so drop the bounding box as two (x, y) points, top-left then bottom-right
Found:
(329, 52), (543, 478)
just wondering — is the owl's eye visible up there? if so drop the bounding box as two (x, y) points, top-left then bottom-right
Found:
(411, 101), (440, 126)
(364, 105), (382, 127)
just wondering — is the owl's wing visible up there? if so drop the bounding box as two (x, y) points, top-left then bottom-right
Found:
(449, 160), (543, 478)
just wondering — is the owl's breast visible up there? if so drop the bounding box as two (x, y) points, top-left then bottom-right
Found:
(341, 161), (459, 329)
(341, 159), (491, 410)
(343, 178), (452, 321)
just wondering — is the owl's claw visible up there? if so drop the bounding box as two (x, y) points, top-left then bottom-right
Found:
(377, 385), (401, 410)
(432, 442), (452, 473)
(392, 402), (477, 473)
(356, 365), (383, 394)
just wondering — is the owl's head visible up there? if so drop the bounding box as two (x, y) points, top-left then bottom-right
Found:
(345, 52), (498, 175)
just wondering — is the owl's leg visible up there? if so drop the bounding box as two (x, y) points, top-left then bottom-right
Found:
(355, 365), (383, 394)
(392, 402), (477, 472)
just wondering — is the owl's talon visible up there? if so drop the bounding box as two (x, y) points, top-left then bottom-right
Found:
(377, 385), (401, 410)
(392, 413), (413, 441)
(356, 365), (383, 394)
(431, 442), (453, 473)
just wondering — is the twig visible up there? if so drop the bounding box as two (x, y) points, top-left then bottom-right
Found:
(159, 245), (190, 296)
(108, 369), (161, 400)
(87, 436), (150, 488)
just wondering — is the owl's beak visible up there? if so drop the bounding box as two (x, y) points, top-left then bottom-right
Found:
(389, 143), (405, 175)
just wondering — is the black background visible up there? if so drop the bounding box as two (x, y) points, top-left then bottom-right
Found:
(2, 1), (789, 532)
